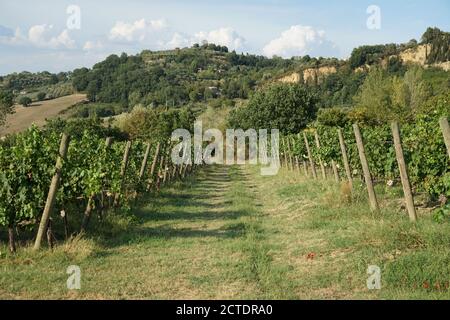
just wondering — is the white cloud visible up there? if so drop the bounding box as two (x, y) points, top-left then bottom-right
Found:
(1, 24), (75, 49)
(109, 18), (168, 42)
(28, 25), (76, 49)
(165, 32), (191, 49)
(193, 27), (245, 50)
(83, 40), (103, 51)
(165, 27), (245, 51)
(263, 25), (337, 58)
(49, 29), (76, 49)
(28, 24), (49, 45)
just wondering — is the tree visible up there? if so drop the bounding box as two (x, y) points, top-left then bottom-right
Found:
(353, 66), (432, 124)
(229, 83), (318, 134)
(349, 45), (390, 69)
(421, 27), (450, 63)
(19, 96), (32, 107)
(86, 81), (99, 102)
(50, 74), (59, 85)
(72, 67), (89, 91)
(401, 66), (430, 113)
(0, 90), (14, 126)
(353, 68), (394, 124)
(316, 107), (350, 127)
(115, 105), (195, 141)
(37, 92), (46, 101)
(421, 27), (442, 44)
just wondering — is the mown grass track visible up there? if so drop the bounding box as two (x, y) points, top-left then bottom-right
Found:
(1, 165), (449, 299)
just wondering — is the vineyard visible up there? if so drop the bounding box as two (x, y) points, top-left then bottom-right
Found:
(0, 112), (450, 298)
(1, 112), (449, 251)
(0, 84), (449, 299)
(281, 113), (450, 222)
(2, 0), (450, 302)
(0, 121), (199, 253)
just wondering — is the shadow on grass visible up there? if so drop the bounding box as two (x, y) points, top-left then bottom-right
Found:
(96, 165), (251, 248)
(102, 221), (249, 248)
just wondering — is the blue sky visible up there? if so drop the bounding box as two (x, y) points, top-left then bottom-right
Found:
(0, 0), (449, 75)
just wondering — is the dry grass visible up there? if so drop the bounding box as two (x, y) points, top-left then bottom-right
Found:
(0, 93), (87, 136)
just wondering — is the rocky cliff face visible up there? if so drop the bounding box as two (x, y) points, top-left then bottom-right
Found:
(304, 66), (337, 83)
(396, 44), (449, 70)
(277, 44), (448, 85)
(434, 61), (450, 71)
(399, 44), (431, 65)
(279, 72), (301, 83)
(278, 66), (337, 84)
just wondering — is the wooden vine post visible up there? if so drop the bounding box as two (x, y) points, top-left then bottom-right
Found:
(181, 163), (187, 179)
(294, 156), (301, 176)
(147, 142), (161, 191)
(162, 156), (168, 185)
(8, 225), (15, 253)
(331, 160), (340, 183)
(139, 142), (152, 182)
(439, 117), (450, 159)
(281, 137), (288, 168)
(337, 128), (352, 188)
(114, 140), (132, 207)
(291, 137), (300, 175)
(81, 196), (94, 233)
(302, 160), (308, 177)
(297, 133), (308, 177)
(303, 132), (317, 179)
(287, 137), (294, 171)
(98, 137), (113, 221)
(353, 124), (379, 211)
(156, 155), (165, 189)
(165, 143), (173, 183)
(172, 163), (178, 179)
(391, 122), (417, 222)
(34, 133), (70, 250)
(314, 131), (327, 179)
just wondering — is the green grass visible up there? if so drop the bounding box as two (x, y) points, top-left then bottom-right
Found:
(1, 164), (449, 299)
(252, 166), (450, 299)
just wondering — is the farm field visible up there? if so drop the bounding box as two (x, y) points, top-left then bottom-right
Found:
(1, 164), (449, 299)
(0, 2), (449, 304)
(0, 94), (86, 136)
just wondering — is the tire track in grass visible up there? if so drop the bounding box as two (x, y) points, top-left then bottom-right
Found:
(226, 165), (296, 299)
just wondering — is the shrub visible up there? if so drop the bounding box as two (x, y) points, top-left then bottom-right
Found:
(19, 96), (32, 107)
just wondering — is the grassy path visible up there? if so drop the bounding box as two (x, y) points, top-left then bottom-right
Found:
(0, 165), (293, 299)
(1, 164), (449, 299)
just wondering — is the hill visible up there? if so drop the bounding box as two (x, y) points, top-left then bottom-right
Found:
(0, 93), (87, 137)
(69, 27), (450, 112)
(0, 27), (448, 126)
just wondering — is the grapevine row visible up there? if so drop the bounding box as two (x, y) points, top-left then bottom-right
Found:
(0, 125), (200, 252)
(281, 116), (450, 219)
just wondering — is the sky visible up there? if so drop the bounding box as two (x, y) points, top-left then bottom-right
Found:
(0, 0), (449, 75)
